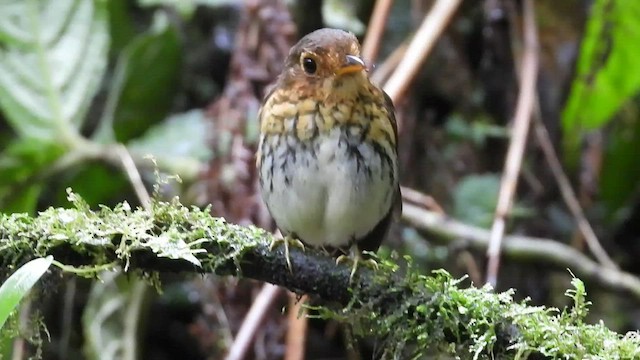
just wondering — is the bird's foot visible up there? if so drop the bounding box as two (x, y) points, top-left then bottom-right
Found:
(336, 246), (378, 282)
(270, 234), (305, 272)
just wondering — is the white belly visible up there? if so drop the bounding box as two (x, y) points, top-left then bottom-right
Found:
(259, 129), (395, 248)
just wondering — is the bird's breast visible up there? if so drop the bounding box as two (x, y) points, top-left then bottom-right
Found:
(261, 92), (396, 148)
(258, 124), (397, 248)
(257, 84), (399, 247)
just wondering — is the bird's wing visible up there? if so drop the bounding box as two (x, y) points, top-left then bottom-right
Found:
(382, 90), (403, 218)
(256, 83), (279, 168)
(382, 90), (399, 151)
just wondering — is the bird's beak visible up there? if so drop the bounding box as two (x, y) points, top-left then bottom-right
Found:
(335, 55), (366, 76)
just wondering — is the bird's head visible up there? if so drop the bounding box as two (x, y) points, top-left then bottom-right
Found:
(280, 28), (369, 97)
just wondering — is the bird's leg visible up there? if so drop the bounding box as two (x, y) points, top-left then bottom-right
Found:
(269, 234), (305, 272)
(320, 245), (332, 255)
(336, 244), (379, 282)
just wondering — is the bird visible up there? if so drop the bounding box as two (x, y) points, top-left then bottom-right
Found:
(256, 28), (401, 281)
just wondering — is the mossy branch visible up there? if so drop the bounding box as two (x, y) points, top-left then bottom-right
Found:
(1, 190), (639, 359)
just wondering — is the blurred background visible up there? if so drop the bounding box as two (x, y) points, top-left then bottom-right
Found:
(1, 0), (640, 359)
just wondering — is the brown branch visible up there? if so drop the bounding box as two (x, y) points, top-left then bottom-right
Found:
(403, 203), (640, 300)
(361, 0), (394, 64)
(226, 283), (282, 360)
(486, 0), (539, 287)
(1, 200), (639, 358)
(115, 145), (151, 210)
(401, 186), (445, 214)
(383, 0), (462, 114)
(284, 294), (308, 360)
(532, 113), (617, 269)
(370, 41), (407, 85)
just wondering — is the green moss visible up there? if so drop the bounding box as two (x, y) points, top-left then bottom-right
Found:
(322, 265), (640, 359)
(2, 191), (640, 359)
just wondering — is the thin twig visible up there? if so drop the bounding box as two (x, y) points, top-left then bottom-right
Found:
(402, 203), (640, 300)
(383, 0), (462, 111)
(116, 144), (151, 209)
(58, 278), (76, 359)
(123, 279), (147, 360)
(226, 283), (282, 360)
(11, 299), (32, 360)
(361, 0), (395, 64)
(458, 251), (483, 285)
(284, 294), (308, 360)
(532, 115), (617, 269)
(371, 41), (408, 85)
(486, 0), (539, 287)
(501, 0), (614, 270)
(400, 186), (445, 214)
(206, 281), (235, 350)
(115, 145), (151, 360)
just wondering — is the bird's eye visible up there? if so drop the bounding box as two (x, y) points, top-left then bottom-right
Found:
(301, 56), (317, 74)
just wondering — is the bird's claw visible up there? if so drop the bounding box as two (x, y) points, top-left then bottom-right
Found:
(270, 235), (305, 272)
(336, 248), (378, 283)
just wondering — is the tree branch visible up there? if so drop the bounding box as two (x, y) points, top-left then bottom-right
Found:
(1, 192), (638, 359)
(403, 203), (640, 300)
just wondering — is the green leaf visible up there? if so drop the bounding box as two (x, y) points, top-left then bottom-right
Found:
(453, 174), (501, 229)
(323, 0), (365, 35)
(0, 139), (64, 184)
(0, 256), (53, 330)
(138, 0), (236, 18)
(445, 114), (509, 146)
(562, 0), (640, 163)
(96, 14), (181, 143)
(107, 0), (136, 57)
(127, 109), (212, 180)
(452, 174), (533, 228)
(0, 0), (109, 141)
(0, 139), (65, 212)
(47, 163), (131, 208)
(599, 103), (640, 216)
(83, 271), (147, 360)
(0, 184), (43, 214)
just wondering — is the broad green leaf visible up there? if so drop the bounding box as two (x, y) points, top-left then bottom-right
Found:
(562, 0), (640, 163)
(127, 109), (212, 180)
(600, 103), (640, 216)
(48, 163), (131, 208)
(83, 271), (147, 360)
(452, 174), (532, 229)
(107, 0), (136, 57)
(0, 0), (109, 142)
(0, 256), (53, 330)
(453, 174), (501, 229)
(0, 184), (42, 214)
(138, 0), (236, 17)
(1, 334), (11, 359)
(0, 139), (65, 212)
(0, 139), (65, 184)
(95, 14), (181, 143)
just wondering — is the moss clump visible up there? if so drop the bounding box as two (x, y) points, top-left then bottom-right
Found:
(2, 191), (640, 359)
(320, 263), (640, 359)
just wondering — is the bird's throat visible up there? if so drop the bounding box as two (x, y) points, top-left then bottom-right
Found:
(322, 74), (366, 103)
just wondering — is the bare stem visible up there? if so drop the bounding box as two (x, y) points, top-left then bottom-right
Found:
(226, 283), (282, 360)
(486, 0), (539, 287)
(532, 116), (617, 269)
(403, 203), (640, 300)
(383, 0), (462, 116)
(361, 0), (395, 64)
